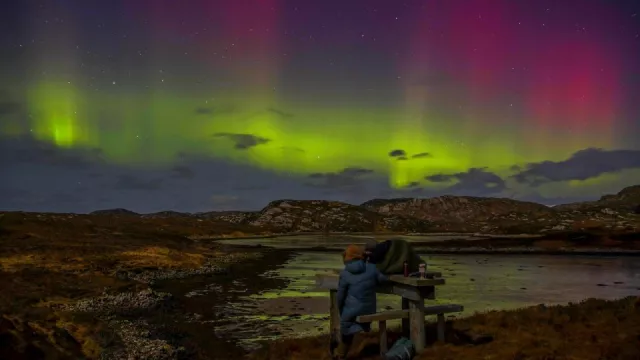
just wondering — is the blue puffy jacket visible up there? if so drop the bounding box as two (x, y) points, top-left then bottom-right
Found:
(337, 259), (388, 335)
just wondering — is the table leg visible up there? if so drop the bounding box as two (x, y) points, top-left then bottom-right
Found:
(408, 299), (426, 353)
(401, 297), (409, 337)
(329, 289), (341, 354)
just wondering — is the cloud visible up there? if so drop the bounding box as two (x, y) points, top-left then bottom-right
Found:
(341, 167), (375, 176)
(512, 148), (640, 185)
(195, 107), (213, 115)
(0, 136), (103, 169)
(405, 181), (421, 188)
(424, 174), (451, 183)
(426, 167), (506, 195)
(114, 175), (163, 191)
(0, 101), (21, 116)
(411, 152), (432, 159)
(195, 104), (236, 116)
(213, 132), (271, 149)
(307, 166), (375, 189)
(280, 146), (305, 153)
(171, 165), (195, 179)
(1, 136), (343, 213)
(267, 107), (294, 118)
(388, 149), (406, 157)
(397, 156), (408, 161)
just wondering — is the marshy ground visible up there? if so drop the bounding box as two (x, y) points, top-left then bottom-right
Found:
(1, 211), (639, 359)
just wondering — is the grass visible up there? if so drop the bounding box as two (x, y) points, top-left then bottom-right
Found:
(249, 297), (640, 360)
(0, 211), (268, 359)
(1, 210), (639, 359)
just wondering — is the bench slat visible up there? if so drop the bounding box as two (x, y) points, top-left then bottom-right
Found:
(356, 304), (463, 322)
(357, 310), (408, 322)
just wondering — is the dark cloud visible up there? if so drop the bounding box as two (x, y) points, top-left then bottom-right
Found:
(195, 105), (236, 116)
(280, 146), (305, 153)
(341, 167), (375, 176)
(426, 167), (506, 195)
(267, 107), (294, 118)
(114, 175), (163, 191)
(425, 174), (451, 183)
(405, 181), (421, 188)
(0, 101), (21, 116)
(213, 132), (271, 149)
(195, 107), (213, 115)
(0, 136), (103, 169)
(171, 165), (195, 179)
(512, 148), (640, 185)
(411, 152), (432, 159)
(307, 166), (375, 189)
(388, 149), (406, 157)
(1, 137), (329, 212)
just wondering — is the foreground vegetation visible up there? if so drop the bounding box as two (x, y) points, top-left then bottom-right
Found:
(1, 210), (639, 359)
(250, 297), (640, 360)
(0, 211), (274, 359)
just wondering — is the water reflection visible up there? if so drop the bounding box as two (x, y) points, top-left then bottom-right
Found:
(218, 251), (640, 348)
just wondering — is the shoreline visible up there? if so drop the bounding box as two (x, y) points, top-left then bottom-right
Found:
(193, 231), (545, 241)
(218, 243), (640, 256)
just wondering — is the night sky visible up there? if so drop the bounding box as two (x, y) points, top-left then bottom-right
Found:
(1, 0), (639, 213)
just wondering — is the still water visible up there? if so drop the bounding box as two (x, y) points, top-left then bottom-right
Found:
(211, 238), (640, 348)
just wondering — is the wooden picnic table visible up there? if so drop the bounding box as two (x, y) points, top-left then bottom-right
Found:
(315, 269), (449, 354)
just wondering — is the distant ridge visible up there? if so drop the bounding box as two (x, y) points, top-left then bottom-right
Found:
(86, 184), (640, 234)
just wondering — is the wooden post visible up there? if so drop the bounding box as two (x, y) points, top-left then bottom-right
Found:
(379, 320), (388, 355)
(408, 299), (426, 353)
(437, 313), (445, 342)
(329, 289), (341, 354)
(401, 297), (409, 337)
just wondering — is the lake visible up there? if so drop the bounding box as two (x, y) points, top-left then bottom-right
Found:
(210, 237), (640, 348)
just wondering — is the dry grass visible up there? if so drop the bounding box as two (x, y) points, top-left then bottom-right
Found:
(0, 210), (268, 359)
(250, 297), (640, 360)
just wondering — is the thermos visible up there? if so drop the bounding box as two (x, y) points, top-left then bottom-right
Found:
(403, 261), (409, 277)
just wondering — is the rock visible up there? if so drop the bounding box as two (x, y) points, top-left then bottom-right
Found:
(121, 263), (229, 284)
(61, 289), (174, 315)
(101, 319), (186, 360)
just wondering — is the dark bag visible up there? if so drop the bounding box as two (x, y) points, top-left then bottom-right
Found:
(384, 337), (415, 360)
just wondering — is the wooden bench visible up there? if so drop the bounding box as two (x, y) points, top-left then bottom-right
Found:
(356, 304), (464, 355)
(318, 271), (451, 354)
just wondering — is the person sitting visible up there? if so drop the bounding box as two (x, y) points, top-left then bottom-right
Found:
(364, 238), (424, 274)
(334, 244), (388, 359)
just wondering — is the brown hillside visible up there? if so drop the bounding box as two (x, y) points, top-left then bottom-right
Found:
(361, 196), (554, 222)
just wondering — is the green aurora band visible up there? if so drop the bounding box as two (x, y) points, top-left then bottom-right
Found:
(12, 78), (636, 198)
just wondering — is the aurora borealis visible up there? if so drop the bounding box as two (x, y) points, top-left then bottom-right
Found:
(1, 0), (639, 212)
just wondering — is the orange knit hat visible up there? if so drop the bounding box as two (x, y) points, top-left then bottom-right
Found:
(343, 244), (364, 262)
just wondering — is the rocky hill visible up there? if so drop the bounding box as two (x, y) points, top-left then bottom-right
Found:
(554, 185), (640, 214)
(361, 196), (554, 222)
(360, 196), (560, 234)
(199, 200), (432, 233)
(84, 184), (640, 235)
